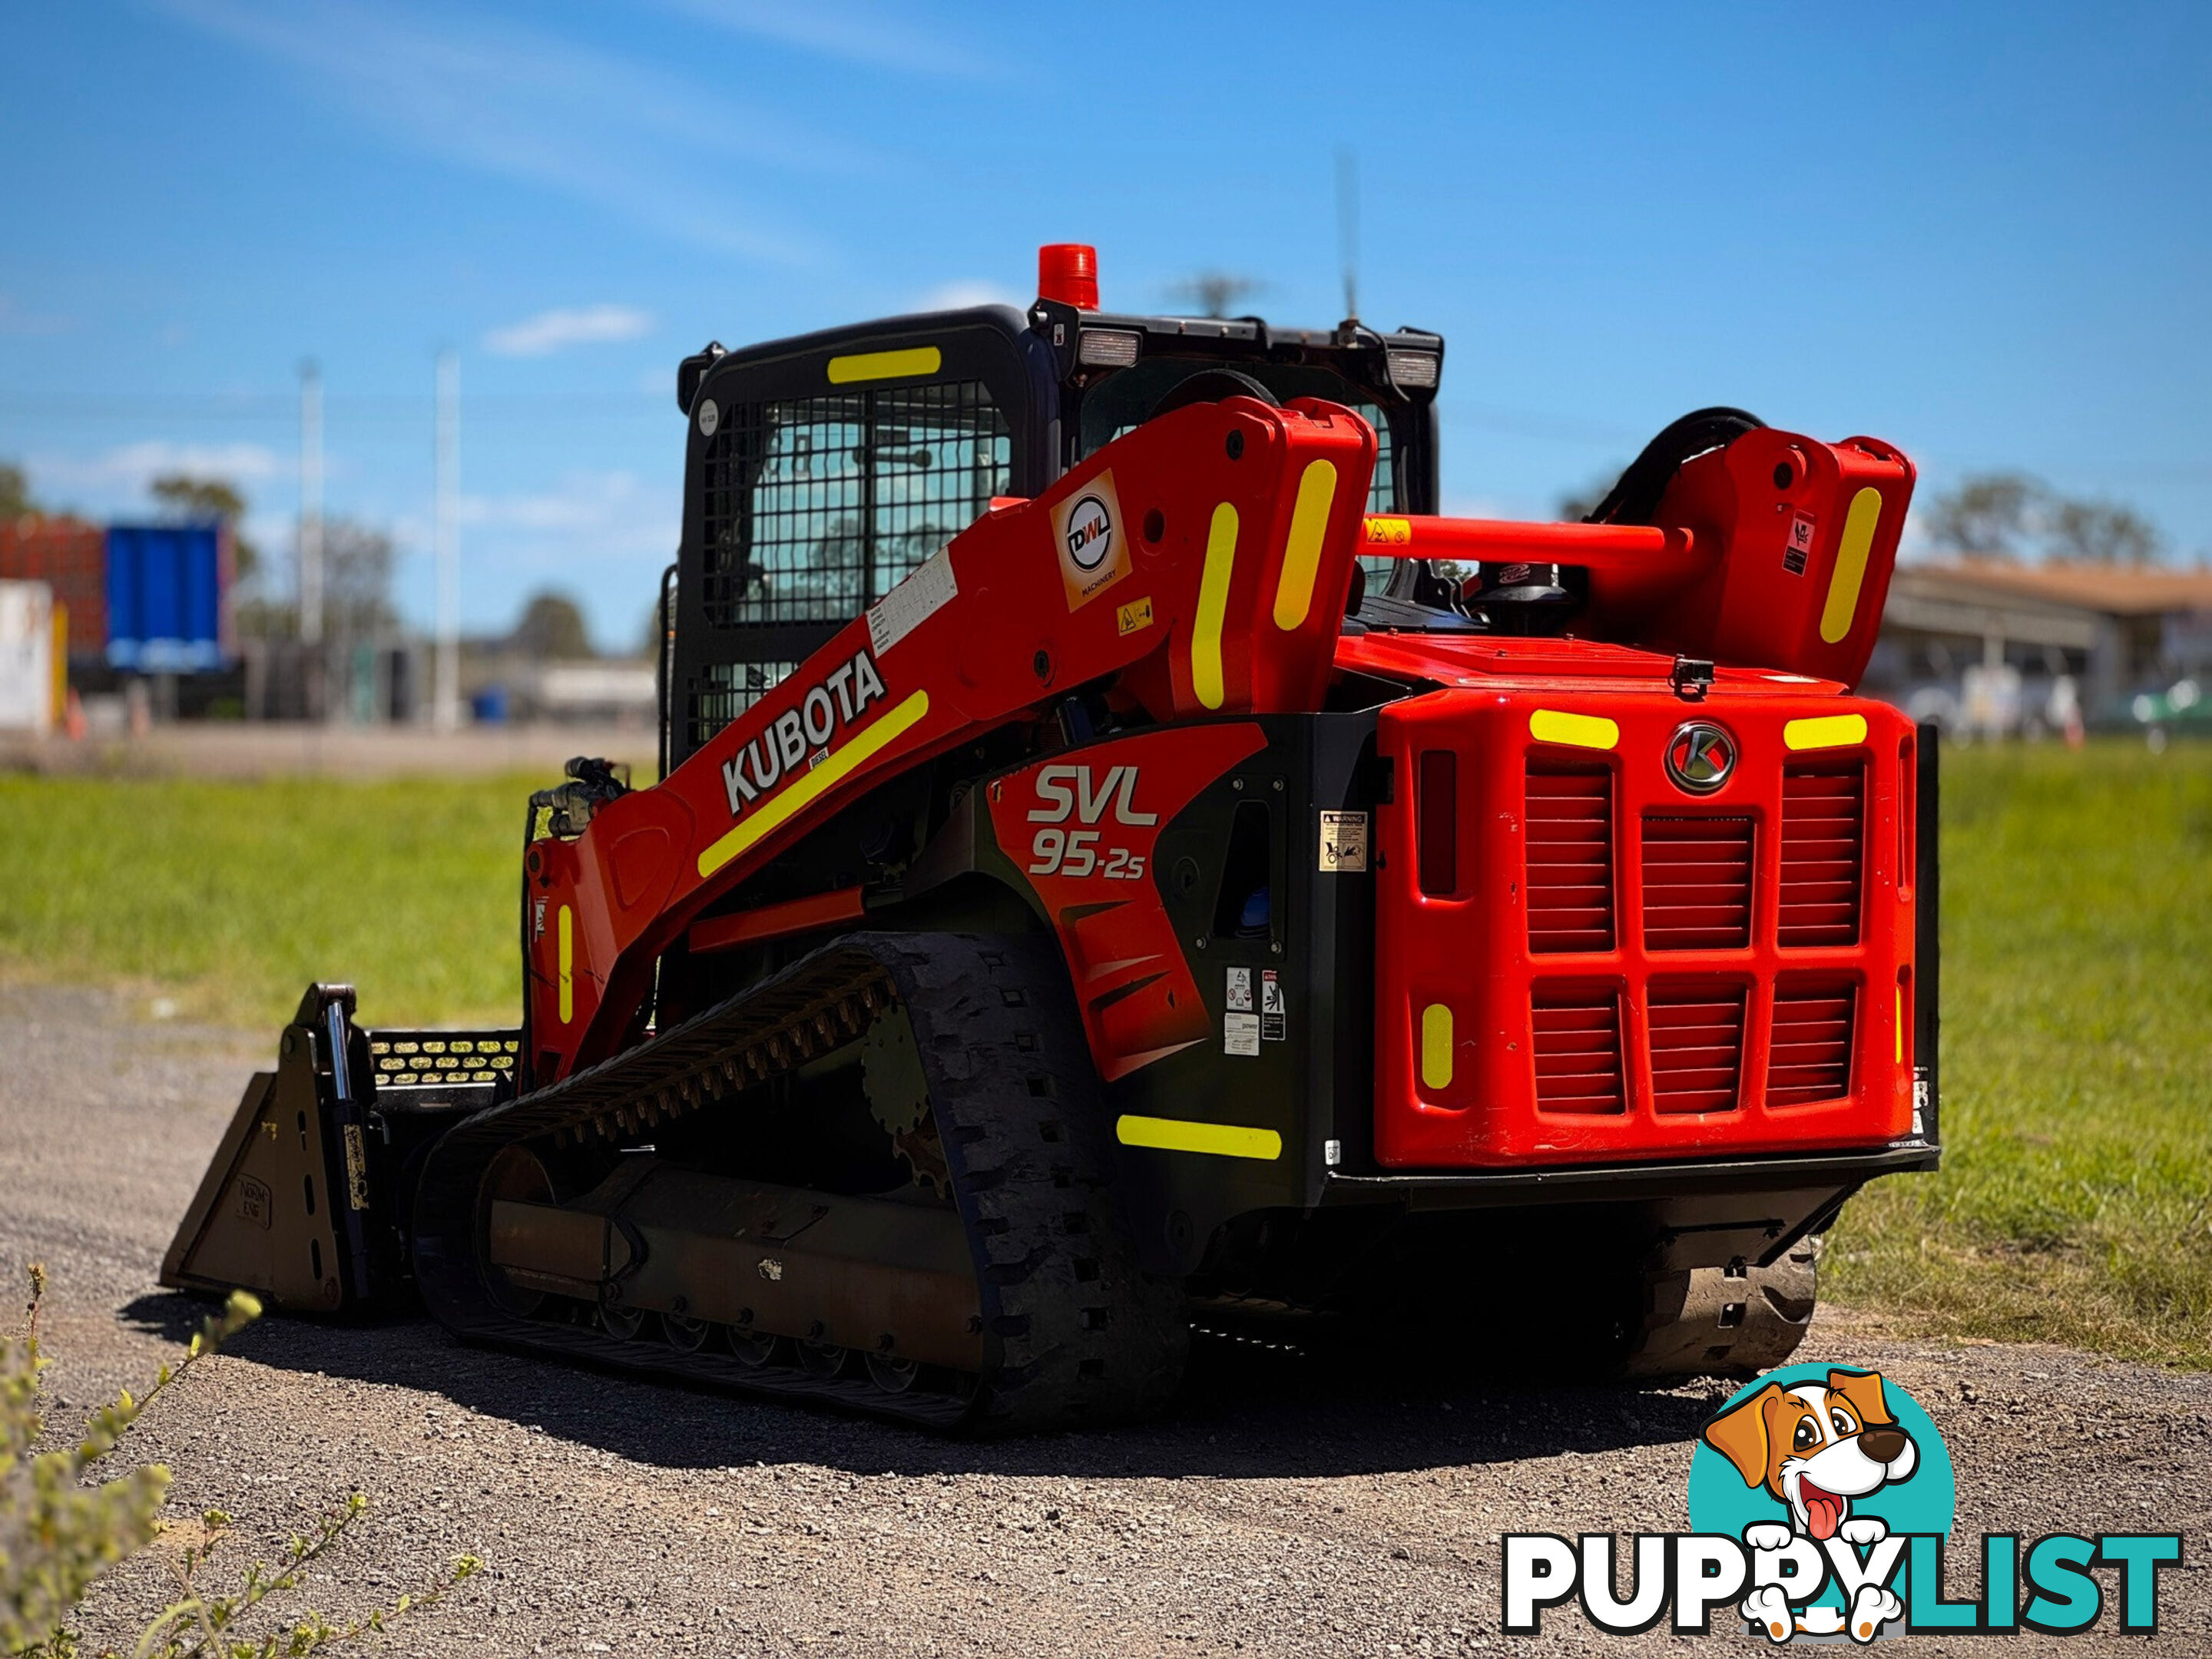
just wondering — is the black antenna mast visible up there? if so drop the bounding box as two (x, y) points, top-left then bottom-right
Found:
(1336, 146), (1360, 326)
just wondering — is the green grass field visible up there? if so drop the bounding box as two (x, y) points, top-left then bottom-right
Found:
(1823, 740), (2212, 1367)
(0, 773), (526, 1029)
(1, 743), (2207, 1366)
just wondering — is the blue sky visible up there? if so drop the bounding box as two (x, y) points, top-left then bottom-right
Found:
(3, 1), (2207, 649)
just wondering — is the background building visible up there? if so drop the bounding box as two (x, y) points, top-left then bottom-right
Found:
(1868, 560), (2212, 736)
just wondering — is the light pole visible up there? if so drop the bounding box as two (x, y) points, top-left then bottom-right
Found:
(298, 359), (323, 647)
(434, 348), (462, 730)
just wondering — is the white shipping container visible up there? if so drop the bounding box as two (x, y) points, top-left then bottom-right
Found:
(0, 580), (55, 731)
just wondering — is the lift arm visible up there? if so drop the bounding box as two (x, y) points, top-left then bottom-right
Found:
(526, 394), (1378, 1078)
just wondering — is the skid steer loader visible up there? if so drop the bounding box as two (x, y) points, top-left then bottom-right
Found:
(165, 244), (1939, 1431)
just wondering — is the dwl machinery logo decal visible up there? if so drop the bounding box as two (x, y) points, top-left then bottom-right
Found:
(1502, 1363), (2181, 1641)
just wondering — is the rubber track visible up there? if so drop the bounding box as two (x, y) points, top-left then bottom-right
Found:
(409, 932), (1186, 1432)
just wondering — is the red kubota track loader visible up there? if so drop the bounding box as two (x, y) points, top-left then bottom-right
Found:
(165, 245), (1939, 1431)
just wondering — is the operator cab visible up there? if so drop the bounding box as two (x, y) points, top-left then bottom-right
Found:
(664, 243), (1454, 773)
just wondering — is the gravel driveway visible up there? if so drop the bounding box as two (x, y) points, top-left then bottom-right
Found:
(3, 981), (2205, 1656)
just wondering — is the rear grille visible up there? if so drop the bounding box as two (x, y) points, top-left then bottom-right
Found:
(1531, 992), (1627, 1114)
(1648, 985), (1747, 1113)
(1779, 765), (1865, 947)
(1641, 816), (1753, 950)
(1526, 766), (1614, 953)
(1767, 983), (1856, 1105)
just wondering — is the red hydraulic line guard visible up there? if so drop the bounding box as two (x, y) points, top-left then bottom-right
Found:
(1359, 513), (1707, 578)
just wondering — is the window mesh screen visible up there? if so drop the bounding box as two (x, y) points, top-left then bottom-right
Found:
(1353, 401), (1399, 585)
(685, 660), (796, 753)
(1356, 402), (1396, 513)
(700, 380), (1011, 627)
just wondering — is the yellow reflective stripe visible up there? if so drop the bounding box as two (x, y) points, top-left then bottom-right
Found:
(557, 905), (573, 1024)
(1896, 985), (1905, 1065)
(826, 346), (942, 385)
(697, 690), (932, 878)
(1420, 1003), (1454, 1090)
(1272, 459), (1339, 631)
(1192, 502), (1238, 710)
(1115, 1114), (1283, 1161)
(1784, 712), (1869, 750)
(1528, 708), (1619, 750)
(1820, 487), (1883, 644)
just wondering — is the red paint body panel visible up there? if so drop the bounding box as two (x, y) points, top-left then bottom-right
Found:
(1626, 430), (1914, 687)
(687, 887), (866, 955)
(987, 724), (1267, 1081)
(1369, 684), (1918, 1167)
(525, 396), (1375, 1081)
(519, 380), (1922, 1177)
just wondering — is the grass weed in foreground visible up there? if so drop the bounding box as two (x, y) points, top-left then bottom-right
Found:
(0, 742), (2206, 1365)
(1826, 739), (2212, 1367)
(0, 773), (523, 1028)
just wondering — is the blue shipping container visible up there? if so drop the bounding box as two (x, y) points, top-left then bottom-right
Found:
(106, 523), (227, 671)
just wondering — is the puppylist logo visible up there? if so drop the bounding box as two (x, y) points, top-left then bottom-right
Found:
(1503, 1363), (2182, 1642)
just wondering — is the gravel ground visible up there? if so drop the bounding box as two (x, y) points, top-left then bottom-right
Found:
(3, 979), (2206, 1656)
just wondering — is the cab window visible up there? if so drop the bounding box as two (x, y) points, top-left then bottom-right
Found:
(700, 379), (1012, 626)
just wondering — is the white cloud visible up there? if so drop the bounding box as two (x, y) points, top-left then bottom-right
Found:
(422, 470), (678, 559)
(29, 440), (283, 498)
(912, 280), (1021, 313)
(486, 305), (655, 358)
(392, 469), (678, 648)
(155, 0), (870, 263)
(651, 0), (992, 80)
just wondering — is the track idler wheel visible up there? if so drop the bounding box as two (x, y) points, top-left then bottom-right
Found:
(662, 1310), (714, 1352)
(1624, 1236), (1820, 1379)
(478, 1144), (557, 1318)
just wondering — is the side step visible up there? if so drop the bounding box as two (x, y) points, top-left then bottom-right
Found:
(161, 983), (518, 1313)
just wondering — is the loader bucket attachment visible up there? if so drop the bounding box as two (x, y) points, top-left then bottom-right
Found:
(164, 983), (526, 1313)
(161, 984), (379, 1313)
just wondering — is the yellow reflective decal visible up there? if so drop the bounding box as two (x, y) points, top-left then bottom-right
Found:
(1896, 985), (1906, 1065)
(1272, 459), (1339, 631)
(697, 690), (932, 878)
(1783, 712), (1869, 750)
(826, 346), (942, 385)
(1528, 709), (1620, 750)
(1192, 502), (1239, 710)
(1820, 487), (1883, 644)
(557, 904), (573, 1025)
(1420, 1003), (1454, 1091)
(1115, 1114), (1283, 1161)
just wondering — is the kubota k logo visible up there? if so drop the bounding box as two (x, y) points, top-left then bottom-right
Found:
(1667, 720), (1737, 794)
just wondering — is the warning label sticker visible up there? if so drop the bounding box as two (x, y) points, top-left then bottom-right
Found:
(1225, 966), (1253, 1012)
(1784, 511), (1816, 576)
(1224, 1012), (1260, 1056)
(1260, 969), (1286, 1042)
(1319, 810), (1369, 873)
(866, 545), (958, 657)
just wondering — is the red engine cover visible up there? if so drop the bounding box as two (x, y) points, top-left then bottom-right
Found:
(1372, 682), (1920, 1167)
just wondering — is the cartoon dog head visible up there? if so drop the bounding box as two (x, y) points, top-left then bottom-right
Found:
(1701, 1369), (1918, 1541)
